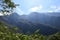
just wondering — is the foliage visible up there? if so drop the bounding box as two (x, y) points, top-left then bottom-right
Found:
(0, 21), (60, 40)
(0, 0), (18, 15)
(47, 32), (60, 40)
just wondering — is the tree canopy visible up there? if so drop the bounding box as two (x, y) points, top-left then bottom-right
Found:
(0, 0), (17, 14)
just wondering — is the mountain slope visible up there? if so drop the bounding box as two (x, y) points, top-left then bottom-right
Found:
(20, 12), (60, 29)
(0, 12), (60, 35)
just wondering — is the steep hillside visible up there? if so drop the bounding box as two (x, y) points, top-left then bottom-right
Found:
(0, 12), (60, 35)
(20, 12), (60, 29)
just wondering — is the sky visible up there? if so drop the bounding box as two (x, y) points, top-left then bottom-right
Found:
(13, 0), (60, 15)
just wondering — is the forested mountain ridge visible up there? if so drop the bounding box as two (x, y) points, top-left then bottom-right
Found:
(19, 12), (60, 29)
(0, 12), (60, 35)
(0, 17), (60, 40)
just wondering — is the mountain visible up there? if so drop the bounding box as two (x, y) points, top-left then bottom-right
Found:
(20, 12), (60, 29)
(0, 12), (60, 35)
(46, 12), (60, 16)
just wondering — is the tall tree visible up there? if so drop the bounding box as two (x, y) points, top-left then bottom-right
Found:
(0, 0), (17, 15)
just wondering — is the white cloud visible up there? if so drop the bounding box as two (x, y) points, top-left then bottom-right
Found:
(50, 5), (57, 9)
(29, 5), (43, 12)
(48, 10), (53, 12)
(16, 7), (24, 15)
(0, 12), (4, 16)
(55, 7), (60, 12)
(50, 5), (60, 12)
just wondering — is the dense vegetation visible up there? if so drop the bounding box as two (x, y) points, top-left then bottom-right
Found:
(0, 13), (59, 35)
(0, 0), (60, 40)
(0, 0), (16, 13)
(0, 21), (60, 40)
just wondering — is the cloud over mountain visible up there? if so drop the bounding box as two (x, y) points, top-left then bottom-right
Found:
(29, 5), (43, 12)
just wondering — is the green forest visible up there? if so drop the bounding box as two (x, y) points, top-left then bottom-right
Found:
(0, 0), (60, 40)
(0, 21), (60, 40)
